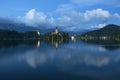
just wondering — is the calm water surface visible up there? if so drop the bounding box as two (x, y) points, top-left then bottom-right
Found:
(0, 40), (120, 80)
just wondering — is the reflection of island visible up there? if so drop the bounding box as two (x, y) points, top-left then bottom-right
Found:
(1, 39), (120, 69)
(0, 40), (41, 48)
(1, 39), (120, 80)
(79, 41), (120, 51)
(102, 45), (120, 51)
(97, 45), (120, 51)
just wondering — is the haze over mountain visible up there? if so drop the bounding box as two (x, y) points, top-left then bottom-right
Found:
(0, 18), (91, 35)
(0, 18), (37, 32)
(0, 18), (57, 34)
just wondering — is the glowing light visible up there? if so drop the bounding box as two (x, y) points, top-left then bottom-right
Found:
(99, 36), (108, 40)
(71, 36), (76, 42)
(55, 42), (59, 48)
(37, 31), (40, 36)
(37, 40), (40, 48)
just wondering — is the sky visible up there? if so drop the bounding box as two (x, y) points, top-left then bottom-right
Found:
(0, 0), (120, 31)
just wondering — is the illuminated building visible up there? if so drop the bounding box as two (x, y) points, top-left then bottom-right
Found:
(55, 27), (58, 34)
(37, 31), (40, 36)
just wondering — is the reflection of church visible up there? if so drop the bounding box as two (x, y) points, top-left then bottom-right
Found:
(36, 40), (40, 48)
(52, 27), (59, 48)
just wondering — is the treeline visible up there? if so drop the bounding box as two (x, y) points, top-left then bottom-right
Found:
(0, 29), (70, 41)
(0, 29), (40, 40)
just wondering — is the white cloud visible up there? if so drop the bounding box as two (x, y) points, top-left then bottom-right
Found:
(114, 13), (120, 19)
(57, 16), (71, 27)
(91, 23), (106, 29)
(83, 8), (111, 22)
(20, 9), (55, 27)
(48, 17), (55, 25)
(18, 8), (120, 31)
(56, 8), (110, 28)
(24, 9), (47, 26)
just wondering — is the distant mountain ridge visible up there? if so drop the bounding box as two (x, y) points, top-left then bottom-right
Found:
(80, 24), (120, 37)
(0, 22), (39, 32)
(79, 24), (120, 44)
(100, 24), (120, 31)
(0, 18), (57, 34)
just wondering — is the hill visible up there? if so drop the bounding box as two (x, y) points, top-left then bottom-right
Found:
(79, 24), (120, 44)
(0, 22), (39, 32)
(80, 24), (120, 37)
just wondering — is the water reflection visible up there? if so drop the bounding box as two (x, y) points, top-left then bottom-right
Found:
(0, 40), (120, 80)
(23, 45), (120, 68)
(80, 39), (120, 51)
(102, 45), (120, 50)
(0, 40), (39, 48)
(36, 40), (40, 48)
(25, 50), (47, 68)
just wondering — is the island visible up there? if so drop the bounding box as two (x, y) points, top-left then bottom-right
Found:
(42, 27), (69, 48)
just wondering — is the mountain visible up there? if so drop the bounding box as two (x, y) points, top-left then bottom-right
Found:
(0, 22), (39, 32)
(80, 24), (120, 38)
(0, 18), (58, 34)
(79, 24), (120, 44)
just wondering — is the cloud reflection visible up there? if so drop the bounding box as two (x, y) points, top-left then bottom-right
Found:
(25, 50), (47, 68)
(23, 45), (120, 69)
(0, 41), (120, 70)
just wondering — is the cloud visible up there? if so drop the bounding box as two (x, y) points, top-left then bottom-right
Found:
(57, 16), (72, 27)
(83, 8), (111, 22)
(24, 9), (47, 26)
(56, 8), (110, 28)
(91, 23), (106, 29)
(18, 8), (120, 31)
(20, 9), (55, 28)
(22, 45), (120, 68)
(114, 13), (120, 19)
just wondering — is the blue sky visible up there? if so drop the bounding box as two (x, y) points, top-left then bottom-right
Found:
(0, 0), (120, 31)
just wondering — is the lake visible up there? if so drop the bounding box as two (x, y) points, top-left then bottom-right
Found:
(0, 40), (120, 80)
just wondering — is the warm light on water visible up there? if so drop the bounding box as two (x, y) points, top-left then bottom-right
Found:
(37, 40), (40, 48)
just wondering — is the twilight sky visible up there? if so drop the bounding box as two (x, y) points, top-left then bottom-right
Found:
(0, 0), (120, 31)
